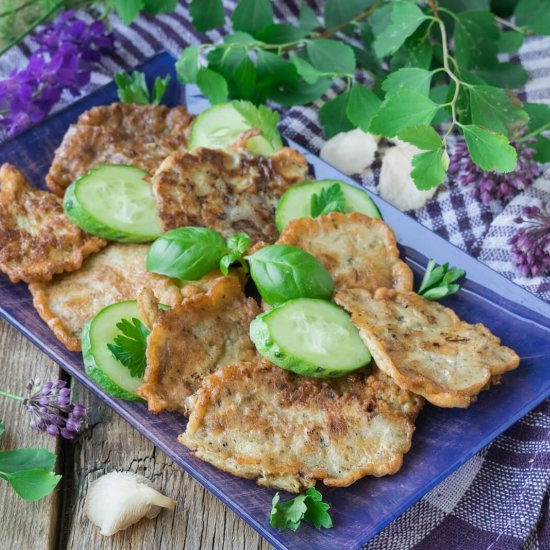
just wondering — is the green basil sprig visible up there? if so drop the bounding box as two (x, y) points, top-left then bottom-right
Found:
(248, 245), (334, 306)
(146, 227), (228, 280)
(220, 232), (251, 275)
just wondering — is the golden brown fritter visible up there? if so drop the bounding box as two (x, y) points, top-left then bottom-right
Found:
(179, 360), (423, 493)
(0, 164), (106, 284)
(151, 147), (309, 243)
(335, 288), (520, 408)
(29, 244), (181, 351)
(276, 212), (413, 293)
(46, 103), (194, 195)
(138, 277), (260, 414)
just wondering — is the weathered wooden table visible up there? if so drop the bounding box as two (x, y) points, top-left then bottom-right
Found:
(0, 319), (273, 549)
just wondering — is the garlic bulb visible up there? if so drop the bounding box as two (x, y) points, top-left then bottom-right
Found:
(85, 471), (176, 536)
(320, 129), (378, 175)
(378, 142), (438, 211)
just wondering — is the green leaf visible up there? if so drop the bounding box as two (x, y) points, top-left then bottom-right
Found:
(269, 487), (333, 532)
(233, 56), (257, 100)
(430, 85), (452, 124)
(461, 125), (517, 173)
(533, 136), (550, 163)
(219, 254), (235, 276)
(190, 0), (225, 32)
(515, 0), (550, 35)
(324, 0), (374, 31)
(390, 23), (433, 70)
(474, 63), (529, 89)
(107, 317), (150, 379)
(468, 85), (528, 136)
(346, 82), (382, 132)
(232, 0), (273, 36)
(299, 3), (320, 31)
(176, 46), (200, 84)
(524, 102), (550, 136)
(440, 0), (490, 10)
(382, 68), (433, 97)
(270, 78), (332, 105)
(418, 259), (465, 300)
(290, 55), (323, 84)
(373, 1), (428, 59)
(397, 125), (442, 150)
(115, 71), (150, 104)
(498, 30), (524, 53)
(114, 0), (144, 25)
(411, 150), (447, 190)
(369, 90), (440, 137)
(256, 51), (299, 89)
(310, 183), (346, 217)
(196, 68), (228, 105)
(152, 75), (170, 105)
(256, 24), (309, 44)
(1, 469), (61, 501)
(0, 448), (56, 474)
(232, 101), (281, 149)
(0, 418), (4, 436)
(454, 11), (499, 69)
(306, 39), (356, 74)
(220, 232), (251, 275)
(319, 92), (355, 139)
(142, 0), (178, 15)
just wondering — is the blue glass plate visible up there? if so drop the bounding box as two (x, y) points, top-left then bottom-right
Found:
(1, 52), (549, 550)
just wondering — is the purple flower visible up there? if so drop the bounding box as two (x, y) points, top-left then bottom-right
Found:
(23, 378), (87, 440)
(0, 10), (115, 137)
(508, 203), (550, 278)
(449, 138), (542, 204)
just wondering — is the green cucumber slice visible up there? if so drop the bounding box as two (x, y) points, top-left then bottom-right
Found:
(64, 164), (163, 242)
(275, 179), (382, 232)
(188, 102), (283, 156)
(81, 300), (145, 401)
(250, 298), (371, 378)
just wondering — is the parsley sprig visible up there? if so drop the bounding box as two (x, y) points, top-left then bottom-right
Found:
(270, 487), (333, 532)
(115, 71), (171, 105)
(418, 259), (466, 301)
(107, 318), (150, 379)
(310, 183), (346, 217)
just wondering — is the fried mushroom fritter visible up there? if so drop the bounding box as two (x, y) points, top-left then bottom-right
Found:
(276, 212), (413, 293)
(151, 147), (309, 243)
(138, 276), (260, 414)
(29, 244), (181, 351)
(336, 288), (520, 408)
(0, 164), (106, 284)
(46, 103), (194, 196)
(179, 361), (423, 493)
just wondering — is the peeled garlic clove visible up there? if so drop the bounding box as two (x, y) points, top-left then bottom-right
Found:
(85, 471), (176, 536)
(320, 129), (378, 175)
(378, 143), (438, 211)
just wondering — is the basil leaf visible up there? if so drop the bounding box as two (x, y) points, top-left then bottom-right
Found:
(147, 227), (228, 280)
(248, 245), (334, 306)
(232, 0), (273, 36)
(190, 0), (225, 32)
(220, 232), (251, 275)
(461, 125), (517, 173)
(196, 67), (228, 105)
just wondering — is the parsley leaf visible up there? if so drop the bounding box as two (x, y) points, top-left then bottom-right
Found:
(107, 318), (150, 379)
(418, 259), (466, 300)
(115, 71), (171, 105)
(310, 183), (346, 217)
(270, 487), (333, 532)
(219, 232), (251, 275)
(232, 100), (281, 149)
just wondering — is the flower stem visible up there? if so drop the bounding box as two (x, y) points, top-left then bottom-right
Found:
(0, 0), (40, 19)
(0, 389), (23, 401)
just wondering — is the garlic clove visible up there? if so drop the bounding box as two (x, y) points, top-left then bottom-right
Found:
(320, 129), (378, 175)
(378, 143), (438, 211)
(85, 471), (176, 536)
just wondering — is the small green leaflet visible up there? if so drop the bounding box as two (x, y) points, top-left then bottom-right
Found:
(197, 67), (228, 105)
(453, 11), (499, 69)
(219, 232), (251, 276)
(270, 487), (333, 532)
(515, 0), (550, 36)
(382, 68), (433, 97)
(107, 318), (150, 379)
(310, 183), (346, 217)
(346, 82), (381, 133)
(190, 0), (225, 32)
(319, 92), (355, 138)
(232, 0), (273, 36)
(290, 55), (323, 85)
(115, 71), (171, 105)
(418, 259), (466, 301)
(306, 39), (356, 75)
(397, 125), (443, 151)
(176, 46), (200, 84)
(114, 0), (178, 24)
(232, 100), (280, 149)
(461, 125), (517, 173)
(0, 448), (60, 501)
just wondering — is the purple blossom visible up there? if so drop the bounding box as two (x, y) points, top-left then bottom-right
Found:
(0, 10), (114, 137)
(449, 138), (542, 204)
(23, 378), (87, 440)
(509, 203), (550, 278)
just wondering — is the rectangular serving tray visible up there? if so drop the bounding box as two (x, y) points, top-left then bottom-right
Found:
(1, 52), (549, 550)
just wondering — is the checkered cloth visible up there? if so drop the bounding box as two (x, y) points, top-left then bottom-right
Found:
(2, 2), (549, 548)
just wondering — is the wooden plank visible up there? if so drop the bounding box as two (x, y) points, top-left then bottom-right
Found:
(0, 319), (61, 549)
(63, 385), (274, 550)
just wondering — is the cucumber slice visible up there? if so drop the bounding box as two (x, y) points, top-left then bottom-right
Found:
(250, 298), (371, 378)
(189, 102), (283, 156)
(64, 164), (163, 242)
(81, 300), (145, 401)
(275, 179), (382, 232)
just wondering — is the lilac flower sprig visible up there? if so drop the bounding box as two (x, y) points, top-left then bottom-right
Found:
(509, 203), (550, 278)
(0, 378), (87, 440)
(449, 138), (542, 205)
(0, 10), (114, 136)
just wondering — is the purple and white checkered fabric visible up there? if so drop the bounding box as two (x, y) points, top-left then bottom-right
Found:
(1, 2), (549, 548)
